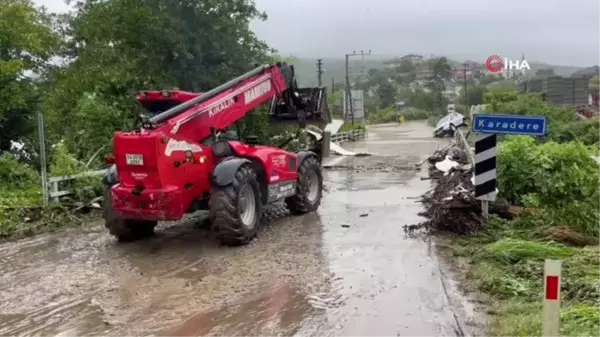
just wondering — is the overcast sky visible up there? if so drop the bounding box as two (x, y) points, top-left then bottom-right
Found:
(35, 0), (600, 66)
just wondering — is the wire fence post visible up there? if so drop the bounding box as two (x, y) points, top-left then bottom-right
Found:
(37, 112), (49, 206)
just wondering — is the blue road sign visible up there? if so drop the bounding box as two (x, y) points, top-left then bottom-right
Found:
(472, 114), (547, 136)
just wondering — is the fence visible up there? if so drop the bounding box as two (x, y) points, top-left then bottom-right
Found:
(45, 129), (367, 203)
(47, 169), (106, 203)
(330, 129), (366, 144)
(455, 129), (475, 165)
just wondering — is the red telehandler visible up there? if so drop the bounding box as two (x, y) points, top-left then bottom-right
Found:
(102, 62), (330, 245)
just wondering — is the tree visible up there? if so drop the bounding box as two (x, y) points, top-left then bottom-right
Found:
(458, 84), (485, 106)
(43, 0), (272, 161)
(535, 68), (555, 76)
(431, 57), (452, 81)
(377, 81), (396, 108)
(395, 58), (414, 73)
(480, 74), (498, 85)
(0, 0), (59, 152)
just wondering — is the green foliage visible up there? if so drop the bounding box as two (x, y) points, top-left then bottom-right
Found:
(497, 137), (599, 207)
(0, 153), (42, 235)
(0, 153), (42, 207)
(43, 0), (272, 148)
(479, 74), (498, 85)
(484, 90), (597, 145)
(458, 83), (485, 106)
(398, 87), (446, 112)
(484, 239), (575, 263)
(61, 93), (127, 163)
(366, 107), (396, 124)
(376, 81), (396, 108)
(535, 68), (555, 76)
(0, 0), (60, 151)
(552, 119), (599, 145)
(400, 108), (430, 120)
(49, 142), (103, 200)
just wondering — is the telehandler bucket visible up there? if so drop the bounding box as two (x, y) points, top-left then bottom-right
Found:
(268, 87), (331, 129)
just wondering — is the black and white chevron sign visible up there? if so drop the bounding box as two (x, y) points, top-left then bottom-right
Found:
(474, 134), (497, 200)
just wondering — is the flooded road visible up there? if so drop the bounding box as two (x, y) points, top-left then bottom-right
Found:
(0, 121), (470, 336)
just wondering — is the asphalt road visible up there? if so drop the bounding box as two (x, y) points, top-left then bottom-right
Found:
(0, 121), (474, 336)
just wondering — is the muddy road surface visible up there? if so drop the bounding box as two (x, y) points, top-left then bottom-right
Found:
(0, 121), (472, 336)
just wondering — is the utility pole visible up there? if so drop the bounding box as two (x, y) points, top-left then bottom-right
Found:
(345, 49), (371, 125)
(316, 59), (323, 87)
(331, 77), (335, 94)
(463, 63), (469, 115)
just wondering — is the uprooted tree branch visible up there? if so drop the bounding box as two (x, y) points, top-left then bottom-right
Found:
(415, 144), (514, 234)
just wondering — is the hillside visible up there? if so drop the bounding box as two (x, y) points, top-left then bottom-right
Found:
(291, 57), (592, 86)
(292, 57), (387, 86)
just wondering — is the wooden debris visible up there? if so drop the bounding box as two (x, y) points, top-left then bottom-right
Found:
(415, 144), (513, 234)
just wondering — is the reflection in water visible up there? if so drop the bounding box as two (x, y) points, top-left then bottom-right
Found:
(162, 212), (336, 337)
(165, 280), (315, 336)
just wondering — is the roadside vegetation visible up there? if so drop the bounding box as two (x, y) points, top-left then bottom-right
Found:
(0, 0), (314, 238)
(440, 89), (599, 336)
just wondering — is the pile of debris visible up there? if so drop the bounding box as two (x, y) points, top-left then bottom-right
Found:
(416, 144), (513, 234)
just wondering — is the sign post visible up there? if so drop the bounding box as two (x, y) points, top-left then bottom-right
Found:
(471, 114), (547, 217)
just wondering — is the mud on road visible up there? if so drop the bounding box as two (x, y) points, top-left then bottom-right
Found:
(0, 121), (476, 336)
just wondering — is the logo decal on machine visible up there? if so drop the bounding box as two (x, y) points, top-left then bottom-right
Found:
(271, 154), (286, 168)
(209, 98), (235, 117)
(165, 138), (203, 156)
(244, 81), (271, 104)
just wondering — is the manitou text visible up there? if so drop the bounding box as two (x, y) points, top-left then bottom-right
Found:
(244, 81), (271, 104)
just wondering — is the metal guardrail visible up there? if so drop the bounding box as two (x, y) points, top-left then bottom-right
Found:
(46, 129), (367, 202)
(455, 129), (475, 165)
(48, 169), (106, 202)
(331, 129), (366, 143)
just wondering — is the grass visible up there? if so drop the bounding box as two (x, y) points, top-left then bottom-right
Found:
(446, 216), (600, 336)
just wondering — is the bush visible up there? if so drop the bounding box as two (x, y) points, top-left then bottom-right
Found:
(498, 137), (599, 207)
(497, 136), (599, 237)
(367, 107), (396, 124)
(399, 107), (430, 120)
(0, 153), (42, 207)
(49, 142), (103, 201)
(553, 119), (599, 145)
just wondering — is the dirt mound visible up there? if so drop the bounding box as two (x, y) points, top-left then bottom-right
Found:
(416, 145), (512, 234)
(543, 226), (596, 246)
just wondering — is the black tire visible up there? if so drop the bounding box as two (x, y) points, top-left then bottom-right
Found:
(448, 124), (456, 137)
(103, 188), (157, 242)
(209, 164), (262, 246)
(285, 156), (323, 214)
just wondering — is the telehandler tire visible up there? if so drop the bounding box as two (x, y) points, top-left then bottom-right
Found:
(285, 156), (323, 214)
(209, 164), (262, 246)
(102, 188), (157, 242)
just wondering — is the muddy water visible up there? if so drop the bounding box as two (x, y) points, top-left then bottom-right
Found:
(0, 121), (469, 336)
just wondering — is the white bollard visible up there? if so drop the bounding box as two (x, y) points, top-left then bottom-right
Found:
(542, 259), (562, 337)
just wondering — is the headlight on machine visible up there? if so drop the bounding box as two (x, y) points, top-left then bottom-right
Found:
(212, 140), (231, 156)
